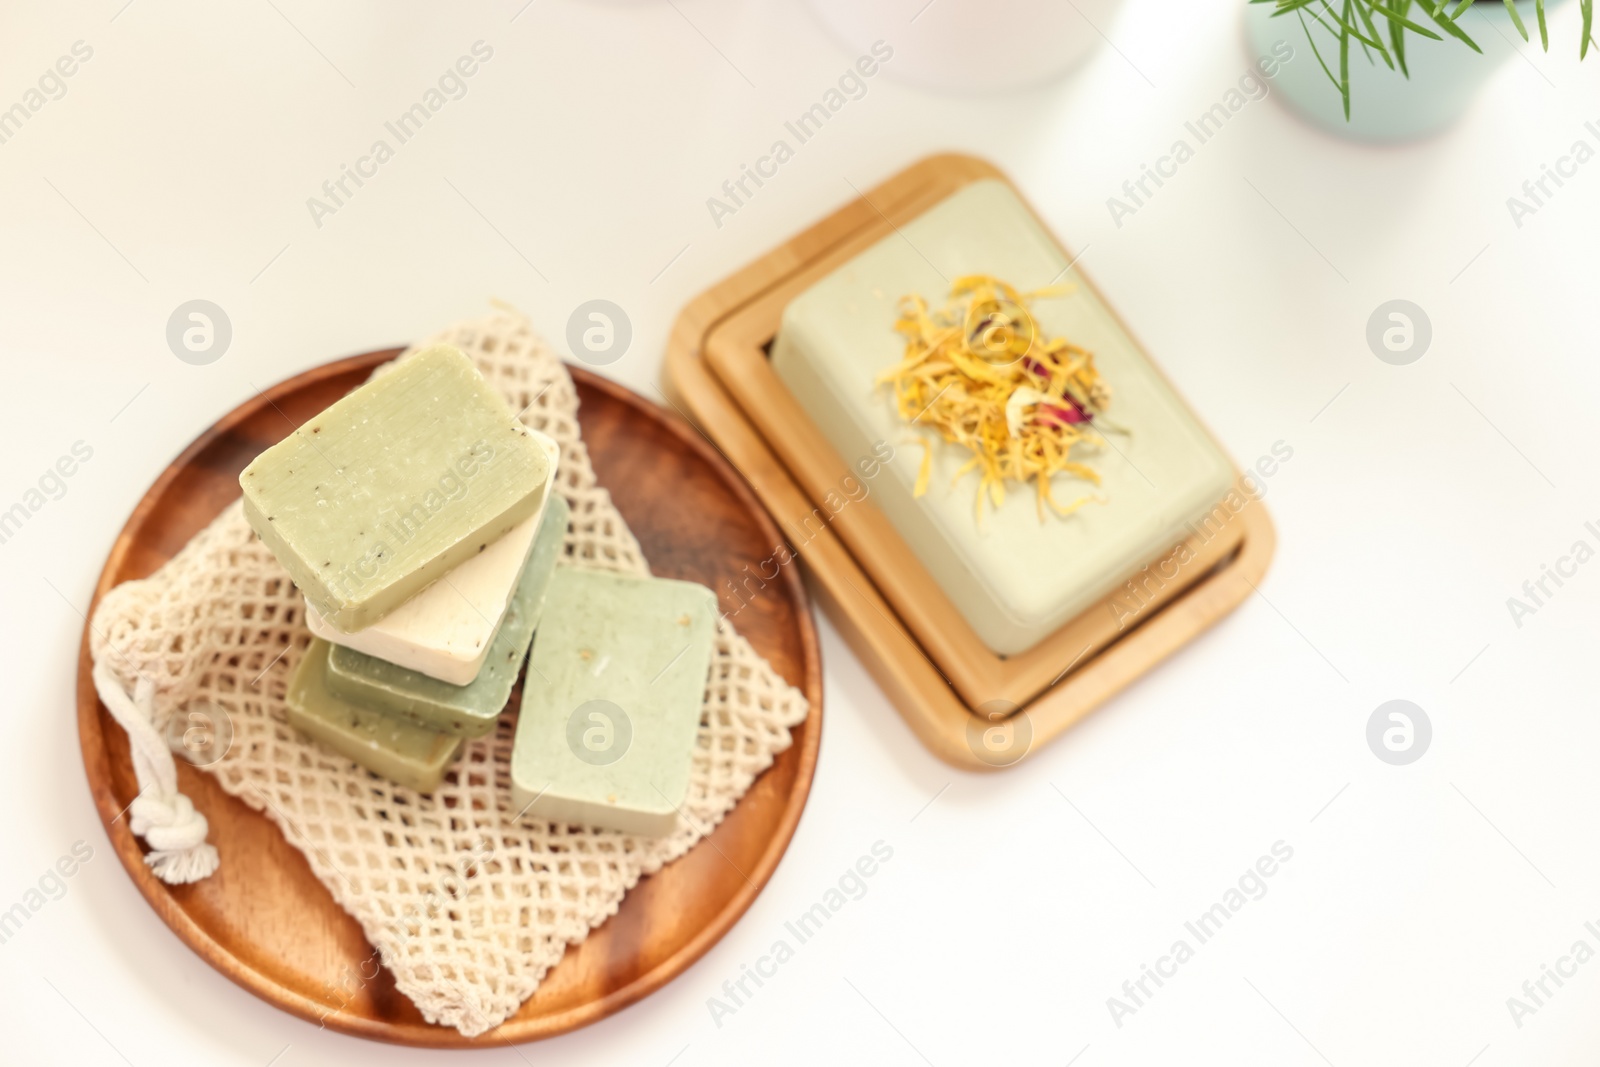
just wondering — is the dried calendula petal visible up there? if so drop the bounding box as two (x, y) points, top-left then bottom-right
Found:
(876, 275), (1111, 520)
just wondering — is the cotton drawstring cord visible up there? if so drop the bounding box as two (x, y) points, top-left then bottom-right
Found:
(92, 660), (220, 884)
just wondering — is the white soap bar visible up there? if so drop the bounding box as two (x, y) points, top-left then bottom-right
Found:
(305, 431), (562, 685)
(771, 179), (1236, 655)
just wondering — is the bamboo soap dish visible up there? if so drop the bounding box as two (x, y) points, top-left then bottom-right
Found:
(665, 153), (1274, 769)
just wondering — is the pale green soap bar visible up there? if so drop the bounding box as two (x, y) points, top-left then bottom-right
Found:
(324, 495), (569, 737)
(771, 179), (1236, 655)
(285, 639), (463, 793)
(240, 345), (550, 633)
(510, 568), (716, 837)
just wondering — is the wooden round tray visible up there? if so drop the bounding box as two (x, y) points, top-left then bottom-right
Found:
(74, 349), (823, 1047)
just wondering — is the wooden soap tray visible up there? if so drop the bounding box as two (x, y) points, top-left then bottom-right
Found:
(665, 153), (1274, 770)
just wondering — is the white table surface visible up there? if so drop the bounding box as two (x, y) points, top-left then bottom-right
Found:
(4, 1), (1599, 1064)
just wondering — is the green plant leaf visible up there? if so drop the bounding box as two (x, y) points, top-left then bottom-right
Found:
(1341, 0), (1353, 119)
(1315, 0), (1384, 49)
(1536, 0), (1549, 49)
(1389, 0), (1411, 75)
(1582, 0), (1594, 58)
(1300, 0), (1350, 48)
(1502, 0), (1529, 41)
(1265, 0), (1319, 17)
(1270, 0), (1344, 20)
(1420, 0), (1482, 53)
(1353, 0), (1397, 68)
(1363, 0), (1443, 41)
(1297, 7), (1348, 99)
(1447, 0), (1473, 19)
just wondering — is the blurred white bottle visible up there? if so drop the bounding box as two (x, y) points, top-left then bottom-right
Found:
(807, 0), (1127, 94)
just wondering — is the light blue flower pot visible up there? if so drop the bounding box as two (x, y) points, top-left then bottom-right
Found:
(1245, 0), (1559, 141)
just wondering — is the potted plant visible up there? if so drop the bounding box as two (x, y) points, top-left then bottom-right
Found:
(1246, 0), (1593, 140)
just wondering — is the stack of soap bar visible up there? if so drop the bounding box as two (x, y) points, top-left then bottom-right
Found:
(241, 344), (551, 632)
(252, 345), (566, 793)
(771, 179), (1236, 655)
(510, 569), (717, 837)
(324, 494), (569, 737)
(303, 432), (562, 683)
(286, 639), (464, 794)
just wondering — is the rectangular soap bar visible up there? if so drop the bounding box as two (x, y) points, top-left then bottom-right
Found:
(304, 430), (562, 684)
(323, 494), (569, 736)
(510, 569), (717, 837)
(241, 345), (550, 633)
(771, 179), (1236, 655)
(285, 639), (463, 793)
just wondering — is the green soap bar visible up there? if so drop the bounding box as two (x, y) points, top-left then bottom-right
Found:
(510, 569), (717, 837)
(241, 345), (551, 633)
(324, 495), (569, 736)
(771, 179), (1236, 655)
(286, 638), (463, 793)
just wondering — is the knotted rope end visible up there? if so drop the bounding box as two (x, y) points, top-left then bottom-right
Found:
(146, 844), (220, 884)
(93, 660), (221, 885)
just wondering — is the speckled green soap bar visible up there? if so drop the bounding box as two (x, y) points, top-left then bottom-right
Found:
(324, 495), (569, 737)
(240, 345), (551, 632)
(286, 638), (463, 793)
(510, 568), (717, 837)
